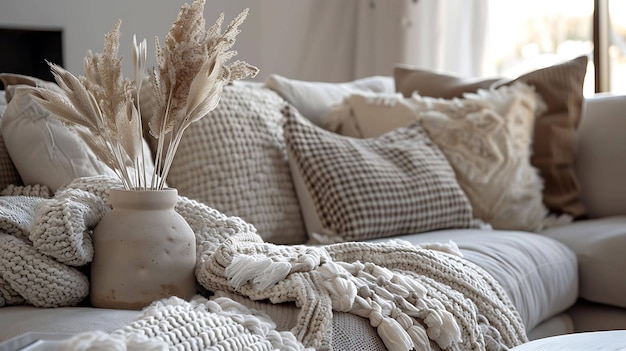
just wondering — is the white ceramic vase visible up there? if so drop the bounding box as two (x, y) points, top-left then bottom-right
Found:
(90, 188), (196, 310)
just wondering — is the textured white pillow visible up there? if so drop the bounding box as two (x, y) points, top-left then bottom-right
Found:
(1, 86), (117, 192)
(420, 83), (554, 231)
(324, 83), (559, 232)
(282, 105), (480, 244)
(266, 74), (394, 126)
(164, 84), (307, 245)
(323, 92), (419, 138)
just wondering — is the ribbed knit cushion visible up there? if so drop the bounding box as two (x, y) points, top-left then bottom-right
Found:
(394, 55), (588, 219)
(164, 83), (307, 245)
(282, 105), (480, 243)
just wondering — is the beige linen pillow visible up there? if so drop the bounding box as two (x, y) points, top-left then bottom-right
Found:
(163, 84), (307, 245)
(1, 86), (118, 192)
(394, 55), (589, 219)
(1, 83), (156, 193)
(324, 83), (561, 231)
(266, 74), (394, 126)
(0, 74), (61, 191)
(282, 105), (480, 244)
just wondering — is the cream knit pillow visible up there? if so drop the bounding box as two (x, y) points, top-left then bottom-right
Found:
(164, 84), (307, 245)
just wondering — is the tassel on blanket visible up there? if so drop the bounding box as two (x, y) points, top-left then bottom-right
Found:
(318, 259), (462, 351)
(227, 255), (292, 291)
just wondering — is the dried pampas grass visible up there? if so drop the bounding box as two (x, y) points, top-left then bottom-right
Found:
(26, 0), (258, 190)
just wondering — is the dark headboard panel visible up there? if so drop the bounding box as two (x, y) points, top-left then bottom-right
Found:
(0, 27), (63, 90)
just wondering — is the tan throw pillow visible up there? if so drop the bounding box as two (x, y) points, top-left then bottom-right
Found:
(282, 105), (481, 244)
(394, 55), (589, 219)
(164, 84), (307, 245)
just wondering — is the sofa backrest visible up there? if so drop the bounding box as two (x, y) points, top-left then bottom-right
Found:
(575, 94), (626, 218)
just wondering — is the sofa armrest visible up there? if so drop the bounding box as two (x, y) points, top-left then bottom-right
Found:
(575, 94), (626, 218)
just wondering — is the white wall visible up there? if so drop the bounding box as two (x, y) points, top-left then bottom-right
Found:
(1, 1), (485, 83)
(0, 0), (371, 83)
(0, 1), (263, 78)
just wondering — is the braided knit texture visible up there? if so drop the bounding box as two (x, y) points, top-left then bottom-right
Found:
(56, 296), (310, 351)
(0, 176), (527, 350)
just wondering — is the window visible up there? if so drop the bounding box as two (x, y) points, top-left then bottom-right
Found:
(484, 0), (625, 96)
(606, 0), (626, 93)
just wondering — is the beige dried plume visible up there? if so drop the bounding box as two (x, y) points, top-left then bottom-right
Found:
(26, 0), (258, 190)
(149, 0), (259, 188)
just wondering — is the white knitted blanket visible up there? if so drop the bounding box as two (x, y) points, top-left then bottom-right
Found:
(57, 295), (310, 351)
(0, 176), (528, 350)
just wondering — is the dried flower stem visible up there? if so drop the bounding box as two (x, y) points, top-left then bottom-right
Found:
(26, 0), (258, 191)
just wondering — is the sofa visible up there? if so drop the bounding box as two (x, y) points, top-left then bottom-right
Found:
(0, 54), (625, 350)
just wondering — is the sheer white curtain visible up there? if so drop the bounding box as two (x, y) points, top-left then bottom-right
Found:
(353, 0), (408, 78)
(250, 0), (488, 82)
(253, 0), (360, 82)
(402, 0), (489, 77)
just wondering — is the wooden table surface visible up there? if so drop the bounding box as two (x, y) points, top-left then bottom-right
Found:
(511, 330), (626, 350)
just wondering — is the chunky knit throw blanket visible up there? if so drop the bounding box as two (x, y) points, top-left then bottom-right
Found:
(57, 295), (310, 351)
(0, 176), (527, 351)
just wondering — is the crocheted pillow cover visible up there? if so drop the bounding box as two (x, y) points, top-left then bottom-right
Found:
(282, 105), (480, 244)
(163, 83), (307, 245)
(394, 55), (589, 219)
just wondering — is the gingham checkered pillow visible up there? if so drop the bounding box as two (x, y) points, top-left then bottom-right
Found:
(282, 105), (479, 243)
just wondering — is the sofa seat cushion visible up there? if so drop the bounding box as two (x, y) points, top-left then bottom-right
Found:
(541, 216), (626, 308)
(0, 305), (386, 351)
(367, 229), (578, 332)
(0, 305), (140, 341)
